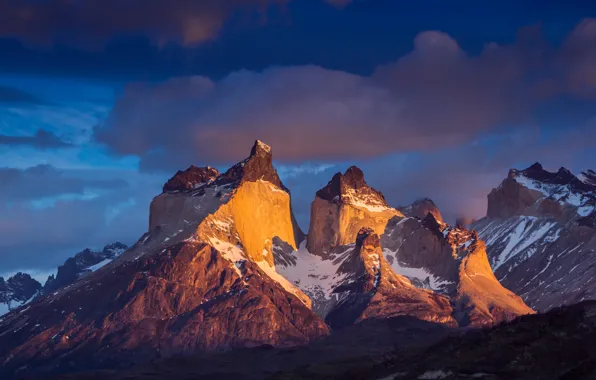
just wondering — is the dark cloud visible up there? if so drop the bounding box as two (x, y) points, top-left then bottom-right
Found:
(559, 18), (596, 96)
(0, 129), (73, 149)
(0, 85), (43, 104)
(0, 0), (350, 49)
(94, 20), (596, 171)
(0, 165), (128, 201)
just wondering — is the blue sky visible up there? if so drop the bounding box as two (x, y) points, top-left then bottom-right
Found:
(1, 0), (596, 276)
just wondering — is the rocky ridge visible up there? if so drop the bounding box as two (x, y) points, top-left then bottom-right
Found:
(0, 141), (537, 379)
(0, 141), (327, 379)
(0, 273), (41, 316)
(474, 163), (596, 311)
(399, 198), (444, 222)
(280, 169), (532, 328)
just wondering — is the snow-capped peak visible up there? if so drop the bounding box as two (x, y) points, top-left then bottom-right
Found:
(509, 164), (595, 217)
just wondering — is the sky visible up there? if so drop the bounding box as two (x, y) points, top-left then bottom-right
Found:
(1, 0), (596, 277)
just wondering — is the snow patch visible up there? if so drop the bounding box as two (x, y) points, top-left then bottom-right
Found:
(208, 237), (246, 276)
(342, 188), (393, 213)
(87, 259), (112, 272)
(277, 242), (351, 308)
(255, 260), (309, 306)
(383, 248), (451, 290)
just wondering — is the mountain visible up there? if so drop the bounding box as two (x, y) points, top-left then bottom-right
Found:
(43, 242), (128, 295)
(398, 197), (443, 222)
(306, 166), (402, 257)
(0, 141), (328, 379)
(473, 163), (596, 311)
(279, 170), (531, 328)
(0, 243), (128, 320)
(323, 227), (456, 328)
(276, 300), (596, 380)
(0, 273), (41, 316)
(0, 141), (538, 379)
(279, 172), (456, 326)
(49, 302), (596, 379)
(382, 213), (534, 326)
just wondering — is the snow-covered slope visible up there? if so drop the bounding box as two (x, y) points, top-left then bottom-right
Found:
(281, 176), (532, 327)
(474, 163), (596, 311)
(381, 212), (533, 327)
(277, 229), (456, 328)
(475, 216), (561, 272)
(0, 273), (41, 317)
(42, 242), (128, 295)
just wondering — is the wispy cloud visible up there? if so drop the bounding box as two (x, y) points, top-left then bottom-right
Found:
(0, 129), (72, 149)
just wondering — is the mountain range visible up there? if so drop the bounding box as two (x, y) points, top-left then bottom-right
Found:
(0, 140), (594, 379)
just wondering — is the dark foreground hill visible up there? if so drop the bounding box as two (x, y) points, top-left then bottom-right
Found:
(48, 301), (596, 380)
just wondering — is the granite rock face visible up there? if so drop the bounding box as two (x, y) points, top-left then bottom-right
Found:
(307, 166), (402, 257)
(382, 212), (534, 327)
(325, 228), (457, 329)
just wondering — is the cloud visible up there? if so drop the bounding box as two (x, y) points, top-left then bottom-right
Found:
(0, 166), (161, 272)
(0, 85), (44, 104)
(559, 18), (596, 96)
(0, 0), (300, 48)
(0, 129), (73, 149)
(94, 21), (596, 171)
(0, 165), (127, 202)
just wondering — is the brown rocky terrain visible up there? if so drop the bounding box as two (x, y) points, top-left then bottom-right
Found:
(0, 140), (327, 379)
(47, 301), (596, 380)
(325, 228), (456, 328)
(274, 300), (596, 380)
(280, 173), (531, 328)
(0, 143), (560, 380)
(382, 212), (534, 327)
(473, 163), (596, 311)
(161, 165), (220, 193)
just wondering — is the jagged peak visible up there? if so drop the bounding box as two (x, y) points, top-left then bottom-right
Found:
(163, 165), (220, 193)
(315, 166), (391, 213)
(400, 198), (443, 222)
(250, 139), (272, 157)
(218, 139), (285, 190)
(317, 166), (368, 200)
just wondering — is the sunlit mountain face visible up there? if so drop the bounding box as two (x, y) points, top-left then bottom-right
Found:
(1, 1), (596, 379)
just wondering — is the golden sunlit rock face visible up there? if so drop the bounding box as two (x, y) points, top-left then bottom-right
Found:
(307, 166), (403, 257)
(0, 140), (541, 379)
(197, 180), (299, 266)
(381, 214), (534, 327)
(453, 239), (535, 326)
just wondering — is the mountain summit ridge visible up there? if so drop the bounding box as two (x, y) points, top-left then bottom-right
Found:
(0, 140), (536, 379)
